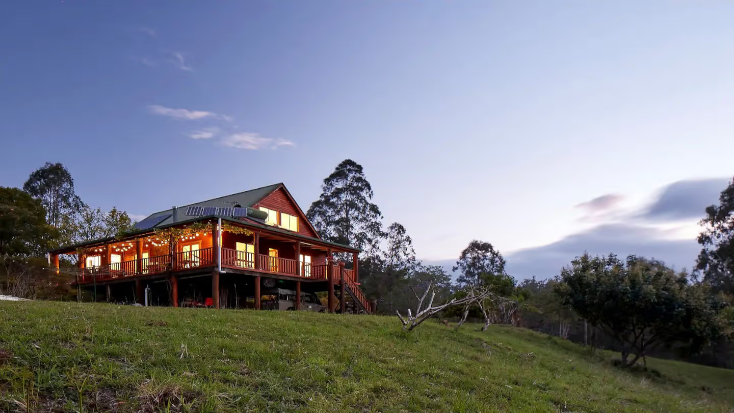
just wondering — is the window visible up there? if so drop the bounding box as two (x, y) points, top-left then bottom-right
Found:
(236, 242), (255, 268)
(281, 213), (298, 232)
(182, 243), (200, 267)
(110, 254), (122, 270)
(86, 256), (101, 268)
(268, 248), (279, 272)
(259, 207), (278, 226)
(300, 254), (311, 277)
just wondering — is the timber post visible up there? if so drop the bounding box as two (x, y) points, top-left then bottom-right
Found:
(295, 281), (301, 311)
(171, 275), (179, 308)
(212, 269), (220, 309)
(51, 253), (59, 275)
(327, 249), (334, 313)
(254, 232), (260, 270)
(353, 252), (359, 283)
(295, 242), (301, 277)
(136, 239), (143, 275)
(254, 275), (261, 309)
(340, 262), (346, 314)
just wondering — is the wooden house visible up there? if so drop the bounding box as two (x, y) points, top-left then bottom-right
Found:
(48, 183), (371, 314)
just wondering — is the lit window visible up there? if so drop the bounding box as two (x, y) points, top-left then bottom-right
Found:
(300, 254), (311, 277)
(268, 248), (279, 272)
(236, 242), (255, 268)
(281, 213), (298, 232)
(259, 207), (278, 226)
(86, 256), (101, 268)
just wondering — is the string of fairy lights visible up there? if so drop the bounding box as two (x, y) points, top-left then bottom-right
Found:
(76, 222), (251, 256)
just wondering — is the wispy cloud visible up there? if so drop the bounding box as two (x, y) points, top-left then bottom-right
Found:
(148, 105), (232, 121)
(136, 27), (157, 38)
(188, 127), (220, 140)
(131, 55), (156, 67)
(221, 133), (295, 150)
(171, 52), (194, 72)
(576, 194), (624, 213)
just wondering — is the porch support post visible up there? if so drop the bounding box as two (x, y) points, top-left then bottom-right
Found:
(254, 232), (260, 270)
(340, 262), (346, 314)
(51, 253), (59, 275)
(106, 285), (111, 302)
(105, 244), (112, 266)
(212, 221), (220, 268)
(254, 275), (261, 309)
(212, 269), (220, 309)
(136, 239), (143, 275)
(295, 281), (301, 311)
(353, 252), (359, 283)
(295, 242), (301, 277)
(171, 275), (179, 308)
(212, 218), (222, 271)
(78, 253), (85, 269)
(135, 279), (143, 304)
(327, 249), (334, 313)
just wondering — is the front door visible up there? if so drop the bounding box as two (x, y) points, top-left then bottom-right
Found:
(268, 248), (279, 272)
(299, 254), (311, 277)
(182, 243), (200, 267)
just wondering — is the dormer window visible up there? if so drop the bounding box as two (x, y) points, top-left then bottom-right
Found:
(259, 207), (278, 226)
(281, 213), (298, 232)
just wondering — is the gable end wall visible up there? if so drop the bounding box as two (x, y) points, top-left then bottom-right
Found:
(253, 187), (319, 238)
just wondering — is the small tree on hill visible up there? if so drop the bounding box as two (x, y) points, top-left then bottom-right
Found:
(555, 253), (729, 368)
(453, 240), (507, 288)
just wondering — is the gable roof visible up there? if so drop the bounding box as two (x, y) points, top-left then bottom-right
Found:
(136, 183), (282, 230)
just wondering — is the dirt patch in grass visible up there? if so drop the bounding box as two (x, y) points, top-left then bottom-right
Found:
(0, 349), (12, 365)
(137, 381), (202, 413)
(145, 320), (168, 327)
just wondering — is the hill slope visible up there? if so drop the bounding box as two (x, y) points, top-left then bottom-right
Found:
(0, 301), (732, 412)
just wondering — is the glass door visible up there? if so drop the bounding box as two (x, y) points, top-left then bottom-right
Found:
(182, 243), (200, 268)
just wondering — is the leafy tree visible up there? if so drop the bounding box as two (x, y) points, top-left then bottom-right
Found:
(307, 159), (384, 254)
(0, 187), (54, 256)
(23, 162), (85, 228)
(519, 277), (579, 339)
(411, 264), (454, 302)
(556, 253), (729, 367)
(381, 222), (418, 273)
(362, 222), (421, 313)
(696, 176), (734, 294)
(453, 240), (507, 287)
(58, 205), (136, 246)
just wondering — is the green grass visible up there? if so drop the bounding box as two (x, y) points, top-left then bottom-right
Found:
(0, 301), (732, 412)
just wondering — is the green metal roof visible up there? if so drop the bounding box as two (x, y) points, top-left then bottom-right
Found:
(137, 183), (282, 229)
(48, 183), (359, 254)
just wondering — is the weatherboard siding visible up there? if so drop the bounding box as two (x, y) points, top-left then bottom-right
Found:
(254, 187), (318, 238)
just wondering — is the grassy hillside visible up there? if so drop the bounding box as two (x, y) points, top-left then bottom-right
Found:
(0, 301), (732, 412)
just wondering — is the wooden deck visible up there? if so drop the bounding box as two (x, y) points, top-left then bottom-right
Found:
(75, 247), (356, 284)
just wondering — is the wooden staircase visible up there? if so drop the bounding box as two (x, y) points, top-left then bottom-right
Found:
(336, 271), (372, 314)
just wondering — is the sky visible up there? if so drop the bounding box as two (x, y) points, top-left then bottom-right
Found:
(1, 1), (733, 279)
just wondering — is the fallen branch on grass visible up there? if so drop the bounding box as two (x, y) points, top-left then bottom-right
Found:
(396, 283), (494, 331)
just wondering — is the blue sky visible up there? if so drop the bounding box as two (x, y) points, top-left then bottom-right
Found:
(2, 1), (733, 278)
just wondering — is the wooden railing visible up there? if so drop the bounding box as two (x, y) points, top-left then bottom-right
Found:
(142, 254), (171, 274)
(222, 248), (255, 269)
(311, 264), (327, 279)
(76, 249), (212, 285)
(174, 247), (213, 270)
(343, 268), (355, 284)
(259, 255), (298, 276)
